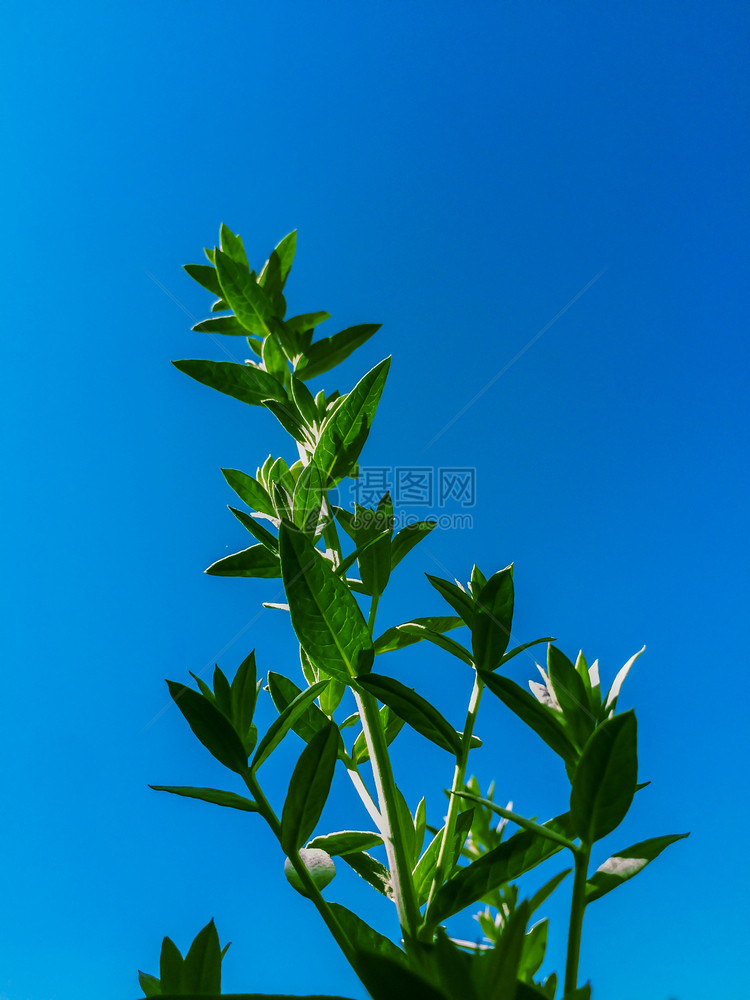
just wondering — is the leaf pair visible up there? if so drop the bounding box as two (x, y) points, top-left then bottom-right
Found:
(139, 920), (227, 996)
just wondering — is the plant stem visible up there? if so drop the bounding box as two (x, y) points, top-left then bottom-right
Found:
(353, 589), (421, 942)
(421, 671), (484, 938)
(244, 770), (359, 973)
(564, 843), (591, 994)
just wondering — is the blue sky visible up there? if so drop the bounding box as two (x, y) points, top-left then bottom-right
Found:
(1, 2), (748, 998)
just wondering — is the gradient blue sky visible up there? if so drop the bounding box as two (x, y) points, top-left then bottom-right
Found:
(2, 3), (748, 999)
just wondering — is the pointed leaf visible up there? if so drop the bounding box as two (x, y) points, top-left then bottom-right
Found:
(293, 462), (324, 534)
(214, 249), (274, 335)
(374, 616), (464, 654)
(570, 710), (638, 844)
(184, 262), (222, 297)
(281, 721), (340, 853)
(228, 507), (278, 551)
(221, 469), (276, 517)
(481, 672), (578, 765)
(149, 785), (258, 813)
(586, 832), (689, 902)
(166, 681), (248, 774)
(295, 324), (382, 381)
(357, 674), (462, 756)
(307, 830), (383, 855)
(500, 637), (555, 668)
(313, 358), (391, 484)
(430, 814), (573, 924)
(396, 624), (474, 666)
(252, 679), (330, 770)
(182, 920), (222, 993)
(138, 970), (162, 997)
(192, 315), (249, 336)
(354, 952), (448, 1000)
(425, 574), (474, 622)
(341, 851), (392, 897)
(173, 359), (286, 407)
(390, 521), (437, 569)
(547, 645), (595, 748)
(328, 903), (406, 965)
(159, 937), (183, 993)
(205, 544), (280, 578)
(279, 524), (374, 681)
(472, 566), (514, 671)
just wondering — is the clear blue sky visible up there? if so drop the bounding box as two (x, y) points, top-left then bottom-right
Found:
(2, 3), (748, 998)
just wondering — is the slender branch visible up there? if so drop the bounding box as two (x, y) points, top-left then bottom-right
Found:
(355, 688), (421, 940)
(564, 843), (591, 994)
(451, 792), (578, 852)
(243, 769), (359, 972)
(421, 671), (484, 938)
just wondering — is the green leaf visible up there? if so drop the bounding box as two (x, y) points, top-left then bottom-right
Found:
(138, 970), (162, 997)
(214, 249), (274, 335)
(159, 937), (184, 993)
(562, 987), (592, 1000)
(295, 324), (382, 381)
(290, 375), (319, 427)
(149, 785), (258, 813)
(527, 868), (572, 915)
(327, 903), (406, 966)
(471, 566), (514, 671)
(570, 710), (638, 844)
(603, 645), (646, 717)
(184, 262), (222, 297)
(474, 899), (531, 1000)
(205, 544), (280, 578)
(279, 523), (374, 681)
(396, 624), (474, 667)
(293, 462), (324, 534)
(425, 574), (474, 622)
(219, 223), (250, 268)
(230, 651), (259, 752)
(262, 335), (290, 381)
(263, 397), (308, 442)
(252, 679), (331, 770)
(499, 637), (555, 668)
(356, 494), (394, 597)
(192, 315), (249, 336)
(212, 665), (232, 716)
(229, 507), (279, 551)
(585, 832), (689, 902)
(374, 616), (464, 654)
(266, 671), (333, 747)
(481, 672), (578, 765)
(182, 920), (222, 994)
(519, 918), (548, 982)
(357, 674), (462, 756)
(261, 230), (297, 290)
(547, 645), (595, 748)
(312, 357), (391, 484)
(430, 814), (572, 924)
(390, 521), (437, 569)
(172, 359), (286, 407)
(281, 721), (340, 853)
(351, 704), (404, 765)
(354, 952), (448, 1000)
(221, 468), (276, 517)
(285, 311), (331, 336)
(166, 681), (248, 775)
(341, 851), (392, 897)
(307, 830), (383, 855)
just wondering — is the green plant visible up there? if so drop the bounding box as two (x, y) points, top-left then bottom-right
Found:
(139, 225), (688, 999)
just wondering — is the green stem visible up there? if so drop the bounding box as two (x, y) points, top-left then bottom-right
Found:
(421, 672), (484, 938)
(451, 793), (577, 852)
(564, 843), (591, 994)
(244, 770), (359, 972)
(353, 589), (421, 942)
